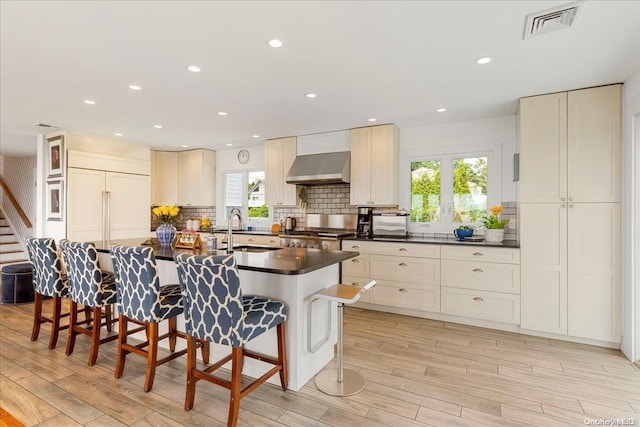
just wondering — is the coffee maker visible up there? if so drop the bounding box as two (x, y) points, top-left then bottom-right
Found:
(356, 208), (373, 238)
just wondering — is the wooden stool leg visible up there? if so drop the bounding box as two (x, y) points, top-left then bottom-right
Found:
(184, 335), (198, 411)
(31, 293), (43, 342)
(228, 347), (243, 427)
(65, 301), (78, 355)
(168, 317), (177, 352)
(115, 315), (128, 378)
(277, 321), (288, 390)
(88, 306), (102, 366)
(49, 296), (62, 350)
(200, 340), (210, 364)
(105, 304), (113, 333)
(144, 322), (159, 392)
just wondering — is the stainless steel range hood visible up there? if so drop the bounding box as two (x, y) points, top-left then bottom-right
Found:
(285, 151), (350, 185)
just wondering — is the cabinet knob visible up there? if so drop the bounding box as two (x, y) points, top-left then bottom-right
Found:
(561, 204), (566, 208)
(569, 197), (574, 201)
(569, 204), (574, 208)
(399, 288), (409, 293)
(473, 252), (484, 256)
(473, 297), (484, 302)
(561, 198), (566, 201)
(473, 268), (484, 273)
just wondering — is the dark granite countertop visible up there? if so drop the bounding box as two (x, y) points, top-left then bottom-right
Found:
(94, 238), (358, 275)
(344, 235), (520, 248)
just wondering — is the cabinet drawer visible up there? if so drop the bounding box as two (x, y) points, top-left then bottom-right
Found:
(370, 279), (440, 312)
(441, 246), (520, 264)
(341, 275), (372, 303)
(441, 287), (520, 324)
(370, 255), (439, 285)
(342, 240), (370, 254)
(370, 242), (440, 258)
(234, 235), (262, 245)
(263, 236), (281, 246)
(441, 260), (520, 294)
(342, 254), (369, 277)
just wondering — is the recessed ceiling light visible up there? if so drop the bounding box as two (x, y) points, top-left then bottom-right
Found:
(181, 144), (189, 148)
(226, 143), (233, 146)
(187, 65), (201, 73)
(436, 108), (447, 112)
(114, 132), (123, 137)
(217, 111), (228, 116)
(154, 124), (163, 129)
(83, 99), (96, 105)
(252, 135), (260, 138)
(475, 57), (492, 65)
(129, 84), (142, 91)
(305, 93), (317, 98)
(268, 39), (283, 48)
(368, 118), (377, 122)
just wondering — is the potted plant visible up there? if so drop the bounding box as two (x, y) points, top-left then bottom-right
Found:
(482, 206), (509, 243)
(453, 225), (474, 241)
(153, 205), (180, 246)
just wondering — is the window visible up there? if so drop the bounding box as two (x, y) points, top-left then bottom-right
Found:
(223, 170), (270, 226)
(410, 154), (489, 229)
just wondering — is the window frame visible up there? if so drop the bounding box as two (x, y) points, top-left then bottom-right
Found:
(403, 149), (500, 234)
(218, 169), (272, 228)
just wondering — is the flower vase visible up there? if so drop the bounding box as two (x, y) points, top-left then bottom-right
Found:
(156, 224), (176, 246)
(484, 228), (504, 243)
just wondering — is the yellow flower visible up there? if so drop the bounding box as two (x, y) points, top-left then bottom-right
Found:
(152, 207), (161, 216)
(490, 206), (502, 216)
(152, 205), (180, 225)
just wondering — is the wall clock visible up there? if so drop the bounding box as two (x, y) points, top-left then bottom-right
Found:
(237, 149), (250, 164)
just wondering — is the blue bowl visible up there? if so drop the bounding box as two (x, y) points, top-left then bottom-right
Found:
(453, 228), (474, 240)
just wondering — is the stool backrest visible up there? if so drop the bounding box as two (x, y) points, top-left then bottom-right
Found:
(110, 245), (167, 322)
(59, 240), (112, 306)
(174, 253), (244, 346)
(24, 237), (67, 297)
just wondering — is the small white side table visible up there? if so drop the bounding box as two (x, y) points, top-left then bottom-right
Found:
(313, 280), (376, 396)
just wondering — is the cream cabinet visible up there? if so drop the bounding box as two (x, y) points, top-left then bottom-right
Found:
(519, 84), (621, 344)
(177, 149), (216, 206)
(519, 85), (620, 203)
(265, 137), (297, 206)
(341, 240), (371, 303)
(151, 151), (178, 206)
(350, 124), (399, 206)
(441, 246), (521, 325)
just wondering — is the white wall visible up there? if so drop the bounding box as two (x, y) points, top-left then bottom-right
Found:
(399, 115), (518, 208)
(620, 69), (640, 362)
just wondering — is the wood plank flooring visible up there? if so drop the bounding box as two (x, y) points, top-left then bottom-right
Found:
(1, 299), (638, 426)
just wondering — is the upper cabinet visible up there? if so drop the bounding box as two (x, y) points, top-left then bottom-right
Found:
(350, 124), (399, 206)
(151, 151), (178, 206)
(177, 149), (216, 206)
(152, 149), (215, 207)
(519, 85), (621, 203)
(265, 136), (297, 206)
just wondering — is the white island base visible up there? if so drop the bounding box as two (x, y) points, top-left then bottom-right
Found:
(98, 253), (338, 391)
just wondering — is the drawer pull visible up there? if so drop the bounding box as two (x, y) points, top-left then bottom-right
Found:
(399, 263), (408, 267)
(399, 248), (408, 252)
(473, 297), (484, 302)
(473, 268), (484, 273)
(351, 282), (361, 287)
(473, 252), (484, 256)
(351, 245), (359, 249)
(352, 259), (360, 263)
(248, 239), (254, 242)
(398, 288), (409, 293)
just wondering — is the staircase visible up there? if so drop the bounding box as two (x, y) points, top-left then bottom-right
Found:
(0, 214), (28, 268)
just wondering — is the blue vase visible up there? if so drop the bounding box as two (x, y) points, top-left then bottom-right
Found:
(156, 224), (176, 246)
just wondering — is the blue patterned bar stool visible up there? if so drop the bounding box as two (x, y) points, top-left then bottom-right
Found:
(24, 237), (69, 349)
(59, 240), (118, 366)
(110, 245), (209, 392)
(174, 253), (288, 427)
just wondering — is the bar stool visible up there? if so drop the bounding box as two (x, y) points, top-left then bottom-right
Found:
(110, 245), (209, 392)
(174, 253), (288, 427)
(59, 240), (118, 366)
(313, 280), (376, 396)
(24, 237), (69, 349)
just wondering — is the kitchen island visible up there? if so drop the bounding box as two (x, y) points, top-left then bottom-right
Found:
(94, 238), (359, 391)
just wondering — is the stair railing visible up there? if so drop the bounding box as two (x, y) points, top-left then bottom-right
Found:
(0, 174), (32, 229)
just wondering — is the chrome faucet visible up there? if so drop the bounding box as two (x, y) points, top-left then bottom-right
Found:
(227, 207), (243, 253)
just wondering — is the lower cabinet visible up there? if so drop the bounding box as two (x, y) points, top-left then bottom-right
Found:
(441, 288), (520, 324)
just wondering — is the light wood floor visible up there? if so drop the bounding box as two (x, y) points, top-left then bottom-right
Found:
(1, 299), (639, 426)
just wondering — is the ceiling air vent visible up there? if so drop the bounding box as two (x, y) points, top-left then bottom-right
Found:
(523, 1), (582, 39)
(31, 123), (59, 129)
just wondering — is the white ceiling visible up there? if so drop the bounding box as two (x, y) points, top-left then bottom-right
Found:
(1, 1), (639, 157)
